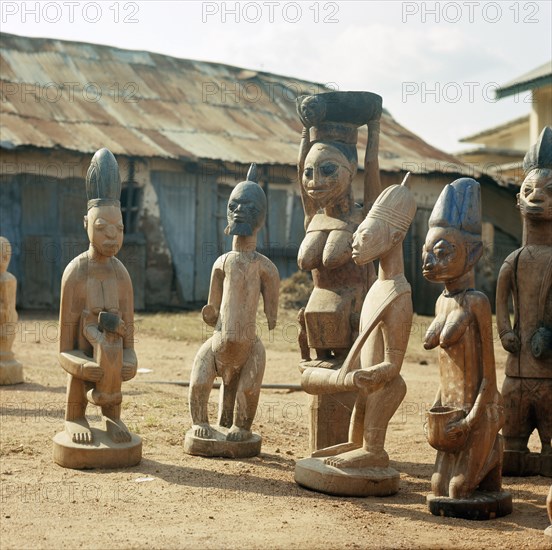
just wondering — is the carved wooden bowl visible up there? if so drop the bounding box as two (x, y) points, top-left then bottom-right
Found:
(426, 406), (467, 453)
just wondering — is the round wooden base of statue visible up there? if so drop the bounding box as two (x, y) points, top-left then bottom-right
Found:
(502, 450), (551, 477)
(0, 359), (24, 385)
(53, 428), (142, 469)
(294, 457), (400, 497)
(184, 427), (261, 458)
(427, 491), (513, 520)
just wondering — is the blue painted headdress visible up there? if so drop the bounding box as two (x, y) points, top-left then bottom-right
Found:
(429, 178), (482, 239)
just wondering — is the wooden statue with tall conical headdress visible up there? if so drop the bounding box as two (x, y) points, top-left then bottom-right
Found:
(422, 177), (512, 519)
(185, 164), (280, 458)
(53, 148), (141, 469)
(295, 175), (417, 497)
(496, 126), (552, 477)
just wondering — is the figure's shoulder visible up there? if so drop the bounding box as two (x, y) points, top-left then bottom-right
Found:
(214, 253), (230, 270)
(111, 256), (131, 282)
(62, 252), (88, 283)
(257, 253), (279, 277)
(465, 290), (491, 313)
(0, 272), (16, 283)
(502, 248), (523, 267)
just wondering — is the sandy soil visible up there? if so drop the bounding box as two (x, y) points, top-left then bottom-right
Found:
(1, 310), (550, 550)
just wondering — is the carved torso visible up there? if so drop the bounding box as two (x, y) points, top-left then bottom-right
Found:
(299, 211), (368, 350)
(212, 251), (274, 367)
(503, 245), (552, 378)
(430, 292), (485, 411)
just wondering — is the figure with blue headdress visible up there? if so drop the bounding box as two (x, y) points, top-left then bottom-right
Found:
(422, 178), (512, 519)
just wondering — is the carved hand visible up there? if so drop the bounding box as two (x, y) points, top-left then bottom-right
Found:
(348, 369), (380, 390)
(500, 330), (520, 353)
(202, 304), (219, 327)
(122, 348), (138, 381)
(445, 419), (470, 440)
(122, 362), (137, 381)
(81, 361), (103, 382)
(116, 319), (127, 338)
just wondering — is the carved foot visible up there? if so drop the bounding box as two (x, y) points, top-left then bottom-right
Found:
(226, 426), (251, 442)
(324, 448), (389, 469)
(312, 442), (360, 458)
(65, 419), (93, 444)
(105, 418), (132, 443)
(192, 423), (213, 439)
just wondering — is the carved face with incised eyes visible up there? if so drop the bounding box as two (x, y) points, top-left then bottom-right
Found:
(422, 227), (482, 283)
(517, 169), (552, 221)
(226, 182), (267, 237)
(302, 143), (356, 209)
(84, 206), (124, 258)
(352, 217), (402, 265)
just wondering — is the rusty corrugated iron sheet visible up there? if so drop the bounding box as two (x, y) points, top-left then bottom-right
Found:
(1, 32), (469, 174)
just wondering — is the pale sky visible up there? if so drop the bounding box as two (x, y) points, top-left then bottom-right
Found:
(2, 0), (551, 152)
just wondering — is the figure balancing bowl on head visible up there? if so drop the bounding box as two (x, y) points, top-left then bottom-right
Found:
(496, 126), (552, 478)
(295, 175), (417, 497)
(422, 178), (512, 520)
(53, 148), (141, 469)
(184, 164), (279, 459)
(295, 91), (383, 453)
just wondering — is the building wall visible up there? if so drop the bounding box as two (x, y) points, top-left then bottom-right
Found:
(0, 149), (154, 310)
(0, 149), (521, 314)
(476, 122), (530, 150)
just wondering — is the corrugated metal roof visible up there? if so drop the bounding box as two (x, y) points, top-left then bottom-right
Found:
(1, 32), (468, 174)
(459, 115), (529, 143)
(495, 61), (552, 99)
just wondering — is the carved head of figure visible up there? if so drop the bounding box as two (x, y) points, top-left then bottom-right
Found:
(302, 141), (357, 210)
(297, 92), (384, 221)
(83, 148), (124, 258)
(423, 178), (483, 284)
(352, 175), (416, 264)
(0, 236), (12, 274)
(518, 126), (552, 221)
(225, 164), (267, 237)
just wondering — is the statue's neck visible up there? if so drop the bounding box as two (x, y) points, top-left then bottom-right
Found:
(444, 270), (475, 294)
(324, 195), (353, 220)
(232, 234), (257, 253)
(522, 218), (552, 246)
(87, 244), (110, 264)
(378, 244), (404, 281)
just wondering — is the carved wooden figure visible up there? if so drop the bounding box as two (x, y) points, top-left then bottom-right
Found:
(53, 148), (141, 469)
(295, 177), (416, 497)
(496, 126), (552, 478)
(184, 164), (279, 458)
(296, 91), (383, 452)
(422, 178), (512, 519)
(0, 237), (24, 385)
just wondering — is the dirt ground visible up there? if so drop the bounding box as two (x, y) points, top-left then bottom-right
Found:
(1, 309), (551, 550)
